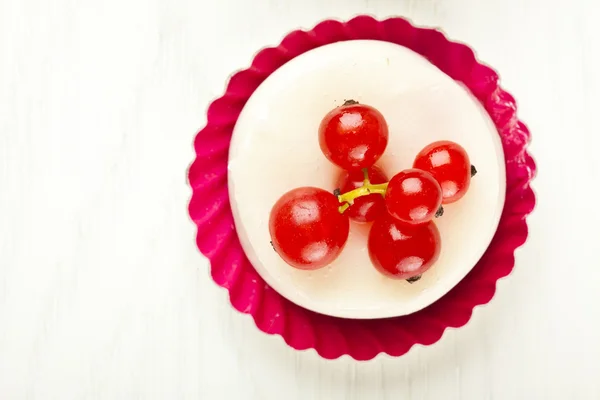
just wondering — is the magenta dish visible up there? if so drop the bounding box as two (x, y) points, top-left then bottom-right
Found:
(187, 15), (536, 360)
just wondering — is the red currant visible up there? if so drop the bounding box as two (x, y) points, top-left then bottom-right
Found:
(413, 141), (471, 204)
(336, 166), (388, 223)
(385, 169), (442, 225)
(319, 100), (389, 171)
(269, 187), (349, 270)
(368, 215), (441, 280)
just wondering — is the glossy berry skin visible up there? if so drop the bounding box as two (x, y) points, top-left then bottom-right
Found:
(368, 215), (441, 280)
(269, 187), (350, 270)
(319, 101), (389, 171)
(385, 169), (442, 225)
(413, 141), (471, 204)
(337, 166), (388, 223)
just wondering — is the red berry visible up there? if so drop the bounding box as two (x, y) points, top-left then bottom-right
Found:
(385, 169), (442, 225)
(413, 141), (471, 204)
(269, 187), (349, 270)
(337, 166), (388, 223)
(319, 101), (389, 170)
(368, 215), (441, 280)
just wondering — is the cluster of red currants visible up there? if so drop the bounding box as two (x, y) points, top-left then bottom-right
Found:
(269, 100), (475, 281)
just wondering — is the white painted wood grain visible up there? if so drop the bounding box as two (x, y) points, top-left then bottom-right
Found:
(0, 0), (599, 399)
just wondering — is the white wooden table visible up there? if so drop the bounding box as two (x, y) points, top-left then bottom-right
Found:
(1, 0), (598, 398)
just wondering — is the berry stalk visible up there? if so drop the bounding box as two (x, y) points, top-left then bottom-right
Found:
(336, 168), (388, 213)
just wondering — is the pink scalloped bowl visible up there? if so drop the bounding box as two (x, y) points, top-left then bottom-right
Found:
(188, 16), (536, 360)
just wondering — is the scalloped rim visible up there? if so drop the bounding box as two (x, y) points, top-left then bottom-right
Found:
(188, 15), (537, 361)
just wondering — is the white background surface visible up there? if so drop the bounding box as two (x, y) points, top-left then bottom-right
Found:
(0, 0), (598, 399)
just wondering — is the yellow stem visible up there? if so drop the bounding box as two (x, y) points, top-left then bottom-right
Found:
(338, 203), (350, 213)
(338, 182), (388, 205)
(337, 168), (388, 213)
(362, 168), (369, 184)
